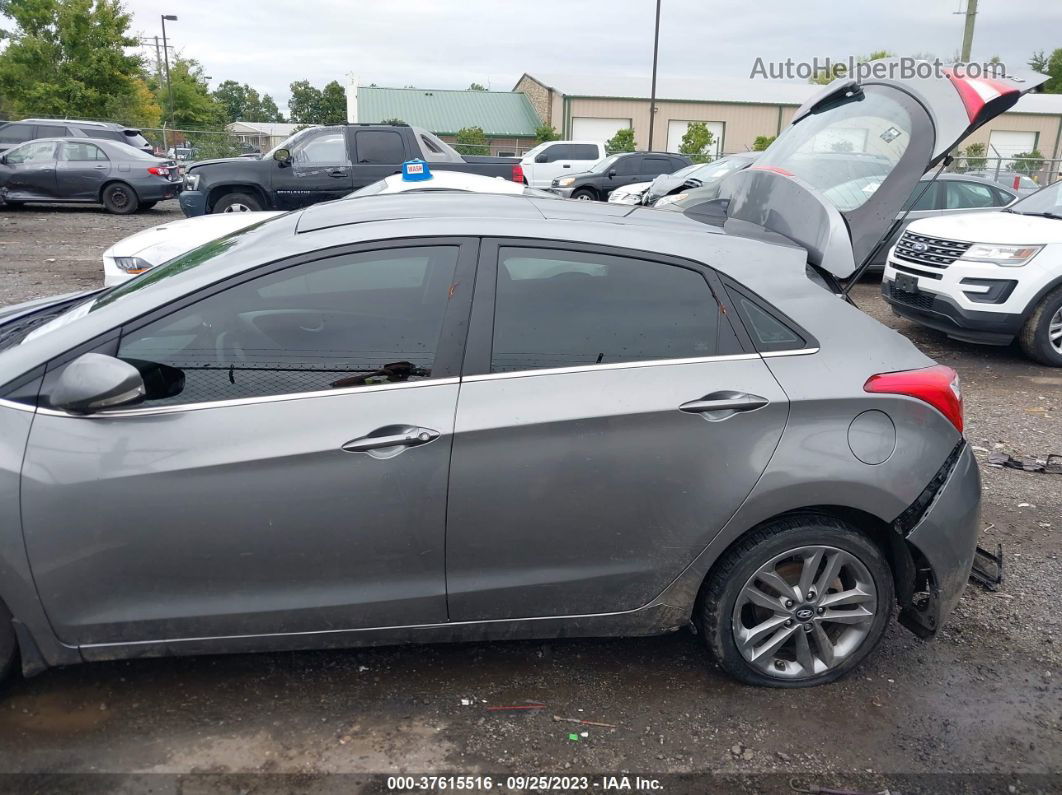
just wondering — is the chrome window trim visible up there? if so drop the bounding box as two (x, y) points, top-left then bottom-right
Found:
(34, 377), (461, 419)
(761, 347), (820, 358)
(0, 398), (36, 413)
(466, 353), (761, 383)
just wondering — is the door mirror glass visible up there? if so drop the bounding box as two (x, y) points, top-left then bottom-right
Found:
(51, 353), (145, 414)
(534, 153), (548, 164)
(273, 148), (292, 164)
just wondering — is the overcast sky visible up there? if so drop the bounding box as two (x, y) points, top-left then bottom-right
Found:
(124, 0), (1062, 109)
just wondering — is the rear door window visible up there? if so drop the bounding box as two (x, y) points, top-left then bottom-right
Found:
(34, 124), (67, 138)
(643, 156), (675, 176)
(490, 247), (736, 373)
(945, 180), (996, 209)
(354, 130), (406, 164)
(569, 144), (600, 160)
(61, 142), (108, 161)
(0, 123), (34, 144)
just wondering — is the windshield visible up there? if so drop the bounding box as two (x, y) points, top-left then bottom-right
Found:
(265, 126), (320, 158)
(755, 89), (912, 211)
(1009, 181), (1062, 217)
(684, 157), (751, 185)
(589, 154), (622, 173)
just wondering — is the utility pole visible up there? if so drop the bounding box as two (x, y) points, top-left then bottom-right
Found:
(646, 0), (662, 152)
(153, 35), (167, 151)
(959, 0), (977, 62)
(161, 15), (178, 137)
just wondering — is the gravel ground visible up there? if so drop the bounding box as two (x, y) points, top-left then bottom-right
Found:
(0, 203), (1059, 793)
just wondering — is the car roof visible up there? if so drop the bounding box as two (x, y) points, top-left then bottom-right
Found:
(20, 118), (126, 129)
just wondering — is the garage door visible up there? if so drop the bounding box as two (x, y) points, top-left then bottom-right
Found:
(571, 117), (631, 145)
(988, 130), (1038, 162)
(666, 120), (723, 156)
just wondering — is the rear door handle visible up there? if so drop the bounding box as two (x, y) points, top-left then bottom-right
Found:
(679, 391), (768, 421)
(342, 424), (440, 457)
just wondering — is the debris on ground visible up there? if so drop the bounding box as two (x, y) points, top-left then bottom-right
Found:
(487, 703), (546, 712)
(987, 451), (1062, 474)
(552, 715), (617, 728)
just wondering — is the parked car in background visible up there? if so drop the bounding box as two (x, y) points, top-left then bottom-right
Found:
(882, 178), (1062, 365)
(519, 141), (606, 189)
(0, 138), (181, 214)
(167, 146), (198, 162)
(103, 166), (554, 285)
(0, 65), (1038, 690)
(856, 173), (1017, 270)
(179, 124), (521, 216)
(0, 118), (153, 155)
(550, 152), (692, 200)
(965, 169), (1039, 197)
(646, 153), (760, 207)
(607, 181), (653, 205)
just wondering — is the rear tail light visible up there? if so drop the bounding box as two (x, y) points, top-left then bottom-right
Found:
(147, 166), (170, 177)
(864, 365), (963, 433)
(511, 163), (525, 184)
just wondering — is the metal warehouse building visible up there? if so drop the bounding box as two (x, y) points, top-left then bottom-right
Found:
(515, 72), (1062, 165)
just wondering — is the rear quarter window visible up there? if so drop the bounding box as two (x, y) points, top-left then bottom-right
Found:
(722, 280), (812, 353)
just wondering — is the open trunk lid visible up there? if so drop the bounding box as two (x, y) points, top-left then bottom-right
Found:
(718, 62), (1047, 278)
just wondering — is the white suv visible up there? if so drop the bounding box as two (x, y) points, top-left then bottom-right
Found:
(882, 179), (1062, 366)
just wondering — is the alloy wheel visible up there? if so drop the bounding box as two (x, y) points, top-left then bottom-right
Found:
(576, 194), (592, 201)
(731, 545), (878, 681)
(223, 202), (252, 212)
(1049, 306), (1062, 354)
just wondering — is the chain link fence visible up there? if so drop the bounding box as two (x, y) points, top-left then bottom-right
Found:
(140, 126), (257, 160)
(947, 154), (1061, 188)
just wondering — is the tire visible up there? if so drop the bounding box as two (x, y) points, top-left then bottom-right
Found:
(0, 601), (17, 685)
(101, 182), (140, 215)
(213, 192), (262, 213)
(1018, 286), (1062, 367)
(571, 188), (596, 201)
(699, 515), (894, 687)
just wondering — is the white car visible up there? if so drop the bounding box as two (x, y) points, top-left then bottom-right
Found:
(102, 168), (553, 285)
(519, 141), (606, 189)
(882, 179), (1062, 366)
(607, 182), (652, 205)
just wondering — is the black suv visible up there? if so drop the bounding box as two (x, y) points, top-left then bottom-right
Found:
(549, 151), (692, 201)
(0, 119), (153, 155)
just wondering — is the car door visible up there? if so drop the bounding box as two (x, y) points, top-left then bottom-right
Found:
(350, 129), (410, 190)
(603, 154), (643, 195)
(0, 140), (58, 200)
(20, 240), (476, 646)
(445, 241), (789, 621)
(641, 155), (680, 184)
(55, 140), (111, 200)
(272, 129), (353, 210)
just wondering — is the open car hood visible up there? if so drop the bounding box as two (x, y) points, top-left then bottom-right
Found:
(717, 62), (1047, 278)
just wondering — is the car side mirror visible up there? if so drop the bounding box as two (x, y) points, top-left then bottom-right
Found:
(50, 353), (145, 414)
(273, 148), (292, 166)
(534, 153), (548, 164)
(608, 169), (617, 179)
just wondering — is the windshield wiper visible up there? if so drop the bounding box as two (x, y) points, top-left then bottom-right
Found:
(1023, 211), (1062, 220)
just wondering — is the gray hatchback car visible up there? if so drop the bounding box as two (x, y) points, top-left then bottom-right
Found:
(0, 66), (1042, 688)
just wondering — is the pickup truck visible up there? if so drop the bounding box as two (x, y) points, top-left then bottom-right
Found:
(179, 123), (522, 216)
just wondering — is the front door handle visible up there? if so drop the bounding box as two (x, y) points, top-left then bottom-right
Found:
(328, 169), (347, 178)
(342, 424), (440, 457)
(679, 390), (768, 421)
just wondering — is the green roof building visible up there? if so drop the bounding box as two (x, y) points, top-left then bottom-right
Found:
(351, 85), (542, 157)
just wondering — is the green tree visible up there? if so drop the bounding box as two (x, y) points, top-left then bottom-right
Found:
(0, 0), (154, 122)
(257, 94), (284, 123)
(1029, 50), (1049, 73)
(380, 117), (405, 125)
(468, 82), (487, 91)
(212, 80), (250, 124)
(752, 135), (776, 151)
(534, 123), (559, 143)
(319, 80), (347, 124)
(809, 50), (895, 85)
(1034, 49), (1062, 93)
(962, 142), (987, 171)
(678, 122), (715, 163)
(154, 55), (221, 128)
(1011, 150), (1044, 177)
(454, 125), (489, 156)
(288, 80), (323, 124)
(604, 127), (635, 155)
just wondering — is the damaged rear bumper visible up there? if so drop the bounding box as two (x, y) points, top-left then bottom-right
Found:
(896, 443), (981, 637)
